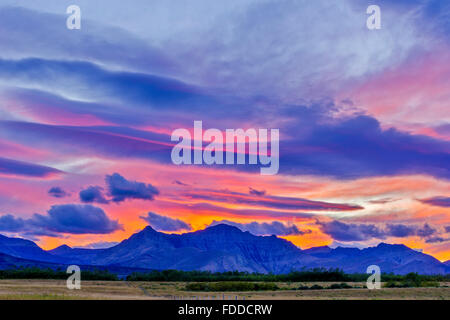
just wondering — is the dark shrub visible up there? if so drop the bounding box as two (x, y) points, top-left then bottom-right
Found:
(309, 284), (323, 290)
(185, 282), (278, 291)
(329, 283), (352, 289)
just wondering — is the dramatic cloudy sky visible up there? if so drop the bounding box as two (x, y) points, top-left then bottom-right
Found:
(0, 0), (449, 260)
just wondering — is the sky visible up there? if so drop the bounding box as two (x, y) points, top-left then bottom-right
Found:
(0, 0), (449, 261)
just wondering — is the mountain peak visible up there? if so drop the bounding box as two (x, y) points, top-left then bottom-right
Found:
(142, 225), (157, 233)
(377, 242), (389, 247)
(376, 242), (408, 250)
(48, 244), (73, 255)
(203, 223), (245, 234)
(121, 224), (169, 247)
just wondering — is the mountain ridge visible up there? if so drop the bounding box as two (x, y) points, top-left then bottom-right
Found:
(0, 224), (448, 275)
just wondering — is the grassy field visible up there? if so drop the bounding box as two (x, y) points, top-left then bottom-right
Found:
(0, 280), (448, 300)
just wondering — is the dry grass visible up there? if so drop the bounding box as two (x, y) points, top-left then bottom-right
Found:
(0, 280), (448, 300)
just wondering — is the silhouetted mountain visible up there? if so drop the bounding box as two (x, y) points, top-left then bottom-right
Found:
(49, 225), (314, 273)
(0, 234), (64, 263)
(0, 252), (64, 270)
(1, 225), (448, 274)
(48, 244), (72, 255)
(303, 243), (447, 274)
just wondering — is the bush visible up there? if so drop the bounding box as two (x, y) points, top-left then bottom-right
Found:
(420, 281), (439, 288)
(309, 284), (323, 290)
(328, 283), (352, 289)
(384, 281), (403, 288)
(384, 273), (440, 288)
(297, 285), (309, 290)
(127, 268), (350, 282)
(185, 282), (279, 291)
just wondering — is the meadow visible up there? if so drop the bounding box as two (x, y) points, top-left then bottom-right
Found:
(0, 279), (448, 300)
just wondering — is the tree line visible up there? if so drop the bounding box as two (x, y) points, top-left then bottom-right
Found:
(0, 267), (448, 282)
(126, 268), (450, 282)
(0, 267), (118, 280)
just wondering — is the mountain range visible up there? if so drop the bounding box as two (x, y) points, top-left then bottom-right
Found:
(0, 224), (448, 275)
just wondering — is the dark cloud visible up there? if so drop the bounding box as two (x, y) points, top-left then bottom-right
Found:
(173, 180), (189, 186)
(183, 202), (314, 220)
(0, 57), (211, 111)
(183, 189), (363, 211)
(106, 173), (159, 203)
(0, 205), (122, 236)
(446, 226), (450, 233)
(79, 186), (109, 204)
(48, 187), (68, 198)
(208, 220), (310, 236)
(425, 237), (447, 244)
(385, 224), (417, 237)
(249, 187), (266, 196)
(319, 221), (439, 242)
(416, 224), (437, 237)
(31, 204), (123, 234)
(420, 196), (450, 208)
(140, 212), (191, 232)
(5, 88), (155, 128)
(0, 121), (174, 165)
(2, 102), (449, 181)
(278, 107), (450, 180)
(0, 157), (62, 178)
(319, 220), (385, 242)
(0, 214), (26, 232)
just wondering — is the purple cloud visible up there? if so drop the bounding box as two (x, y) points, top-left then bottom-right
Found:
(2, 100), (449, 182)
(319, 221), (439, 242)
(31, 204), (122, 235)
(79, 186), (109, 204)
(140, 212), (192, 232)
(0, 214), (26, 233)
(278, 108), (450, 179)
(386, 224), (417, 237)
(416, 224), (437, 237)
(249, 187), (266, 196)
(420, 196), (450, 208)
(106, 173), (159, 203)
(0, 57), (211, 111)
(425, 237), (447, 244)
(0, 121), (173, 164)
(319, 220), (385, 242)
(208, 220), (310, 236)
(183, 189), (363, 211)
(48, 187), (68, 198)
(0, 205), (122, 236)
(0, 157), (62, 178)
